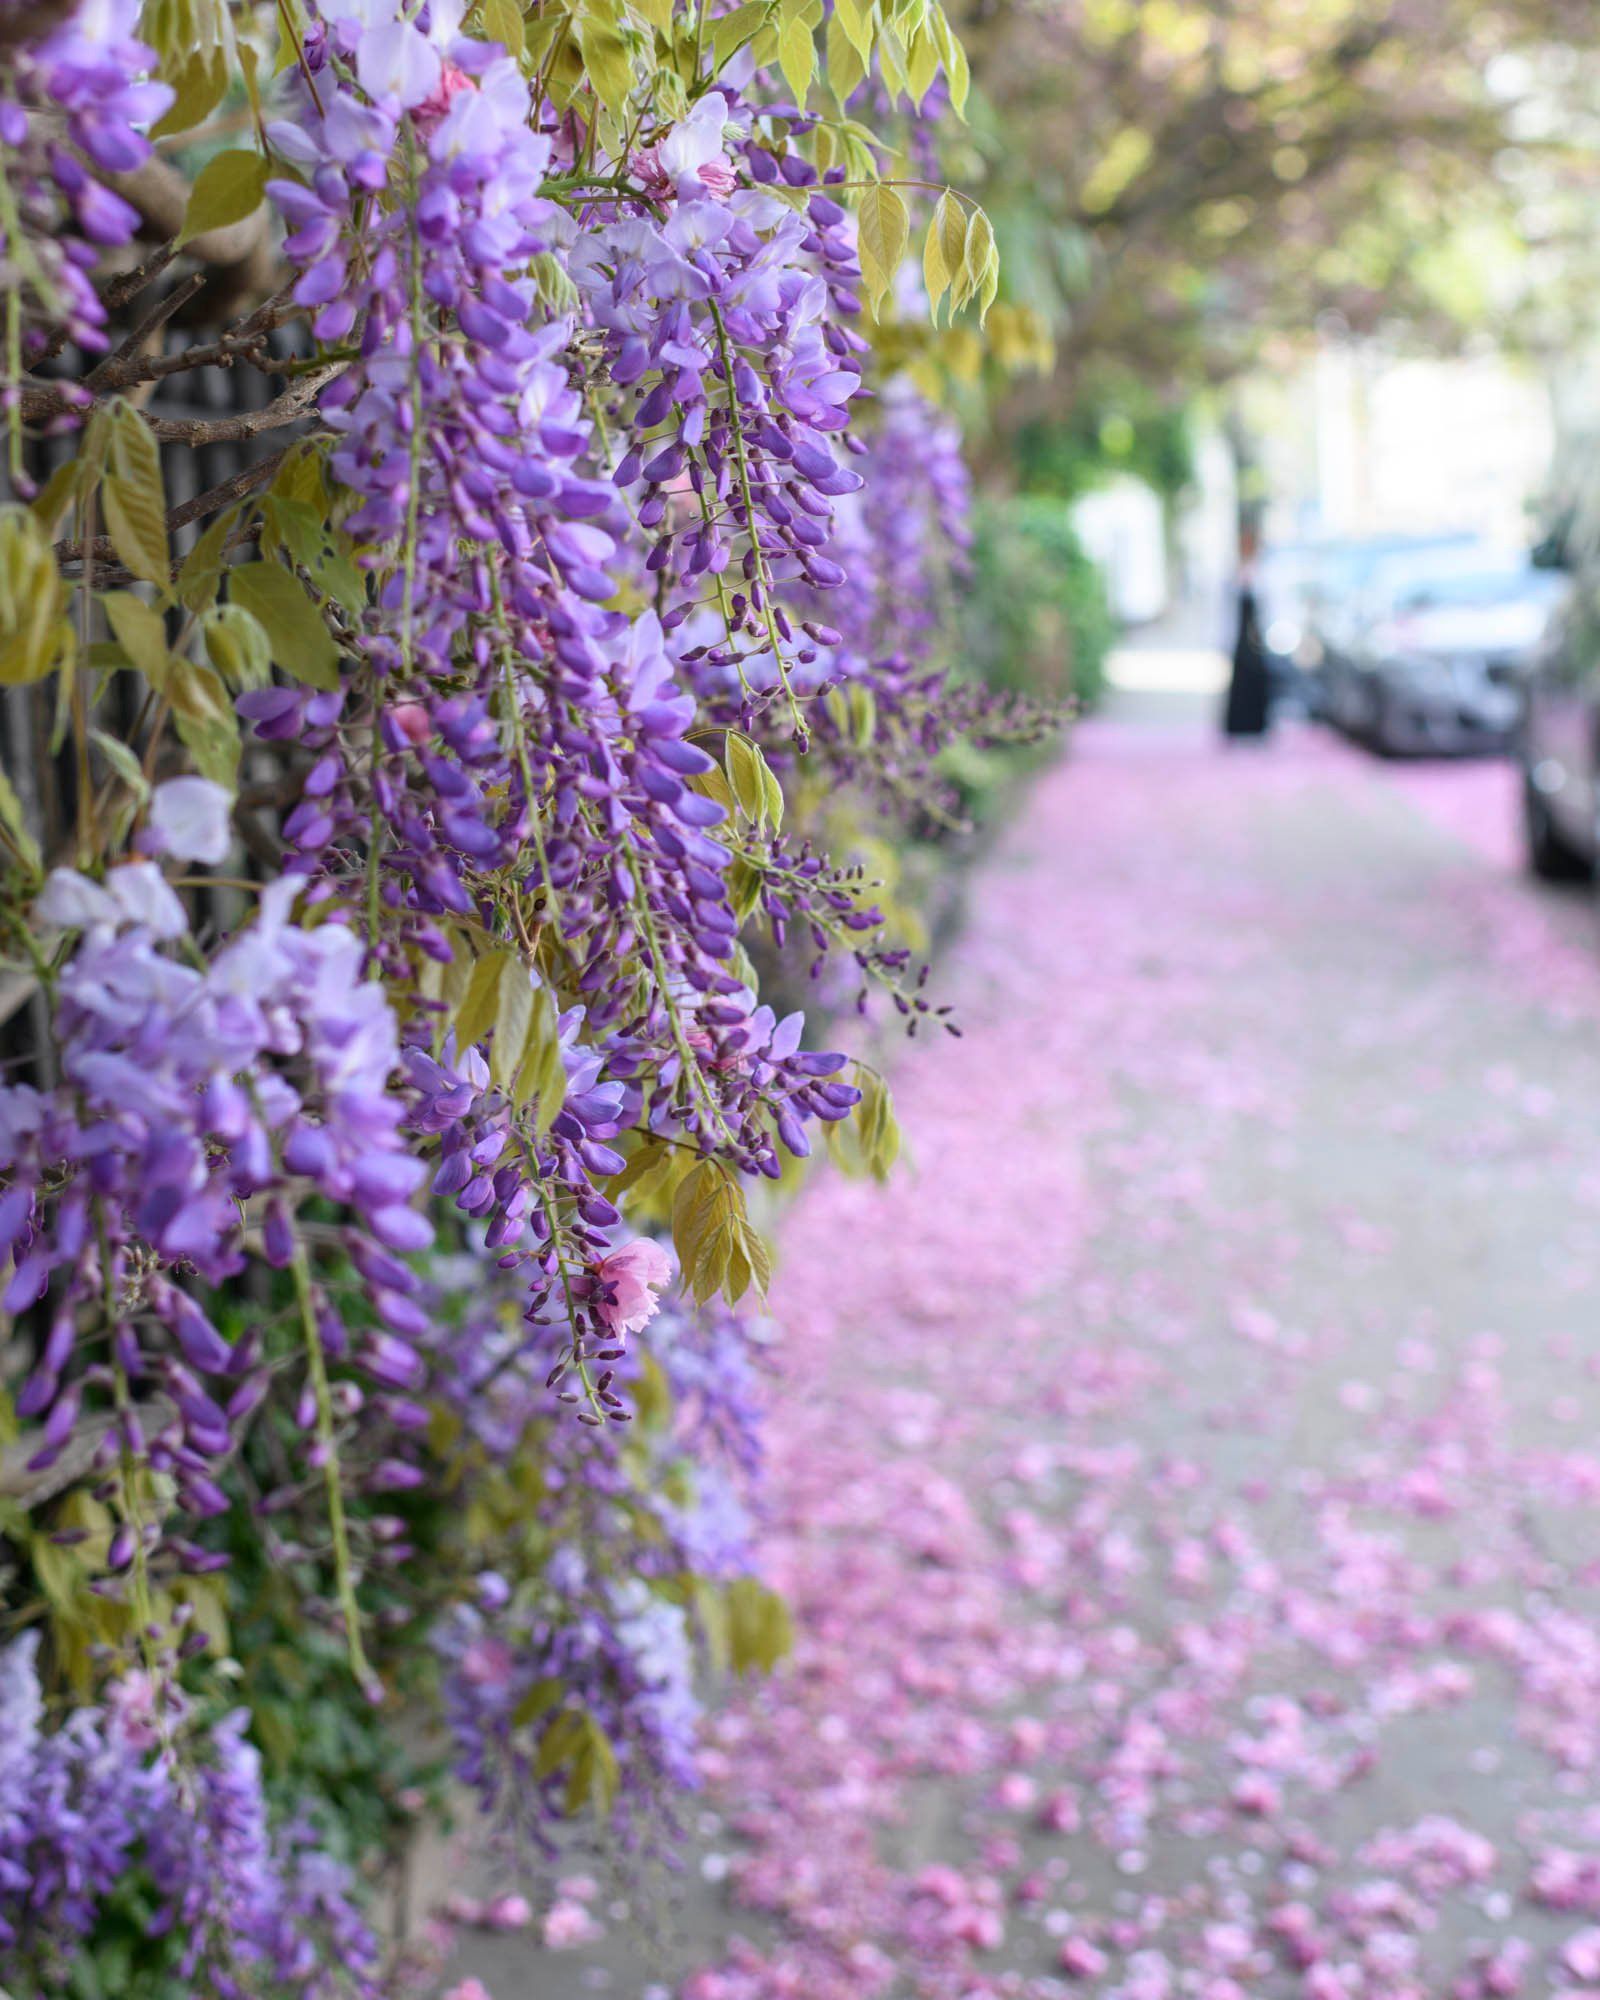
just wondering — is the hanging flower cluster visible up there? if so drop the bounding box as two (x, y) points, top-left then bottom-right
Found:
(0, 1631), (380, 1995)
(0, 0), (1041, 1985)
(0, 0), (172, 356)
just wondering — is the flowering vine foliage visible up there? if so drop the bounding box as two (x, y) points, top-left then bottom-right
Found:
(0, 0), (1038, 1987)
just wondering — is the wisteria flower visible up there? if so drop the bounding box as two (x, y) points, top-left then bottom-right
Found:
(144, 776), (233, 865)
(632, 91), (739, 202)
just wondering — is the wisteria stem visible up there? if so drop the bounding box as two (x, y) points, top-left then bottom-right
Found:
(706, 299), (808, 748)
(290, 1243), (372, 1691)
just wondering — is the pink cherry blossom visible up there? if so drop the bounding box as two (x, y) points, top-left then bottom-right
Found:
(593, 1237), (674, 1336)
(541, 1898), (602, 1948)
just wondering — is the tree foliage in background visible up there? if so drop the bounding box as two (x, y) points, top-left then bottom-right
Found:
(959, 0), (1600, 405)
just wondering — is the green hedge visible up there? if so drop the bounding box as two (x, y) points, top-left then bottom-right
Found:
(961, 494), (1118, 710)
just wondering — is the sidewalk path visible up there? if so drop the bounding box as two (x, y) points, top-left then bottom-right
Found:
(453, 714), (1600, 2000)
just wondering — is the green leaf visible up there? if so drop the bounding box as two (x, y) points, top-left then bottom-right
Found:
(201, 603), (272, 689)
(935, 189), (971, 312)
(177, 148), (270, 246)
(726, 854), (763, 922)
(876, 19), (909, 98)
(922, 192), (953, 319)
(177, 507), (238, 613)
(857, 182), (910, 317)
(491, 959), (536, 1094)
(724, 733), (783, 831)
(0, 506), (71, 685)
(0, 767), (41, 875)
(930, 3), (968, 115)
(671, 1159), (770, 1306)
(777, 2), (815, 105)
(99, 591), (171, 684)
(454, 949), (509, 1055)
(89, 728), (151, 802)
(825, 7), (867, 105)
(481, 0), (526, 58)
(102, 402), (170, 593)
(227, 560), (341, 690)
(711, 0), (771, 68)
(170, 1574), (230, 1657)
(574, 1), (634, 116)
(905, 22), (938, 101)
(833, 0), (873, 60)
(962, 204), (999, 324)
(686, 763), (736, 817)
(512, 987), (567, 1133)
(533, 1708), (589, 1779)
(28, 458), (82, 536)
(726, 1577), (794, 1675)
(103, 479), (169, 593)
(151, 49), (229, 139)
(168, 661), (241, 785)
(511, 1677), (563, 1728)
(577, 1712), (620, 1817)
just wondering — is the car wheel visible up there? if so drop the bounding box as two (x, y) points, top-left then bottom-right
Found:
(1522, 773), (1593, 881)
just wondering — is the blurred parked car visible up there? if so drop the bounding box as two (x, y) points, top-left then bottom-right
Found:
(1516, 578), (1600, 879)
(1317, 544), (1563, 755)
(1280, 533), (1478, 722)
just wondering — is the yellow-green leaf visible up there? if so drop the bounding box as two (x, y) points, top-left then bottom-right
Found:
(201, 603), (272, 689)
(724, 733), (783, 831)
(0, 507), (71, 685)
(103, 477), (170, 592)
(100, 591), (172, 684)
(575, 5), (634, 116)
(671, 1159), (769, 1306)
(169, 661), (241, 785)
(905, 22), (938, 101)
(922, 188), (956, 319)
(711, 0), (770, 68)
(151, 49), (229, 139)
(491, 960), (536, 1094)
(777, 6), (815, 104)
(686, 763), (736, 817)
(481, 0), (526, 59)
(833, 0), (873, 61)
(936, 189), (970, 310)
(227, 560), (341, 690)
(857, 181), (909, 316)
(90, 728), (150, 801)
(726, 1577), (794, 1674)
(511, 1677), (563, 1728)
(0, 767), (41, 874)
(177, 507), (237, 613)
(454, 949), (509, 1054)
(825, 7), (867, 105)
(962, 204), (999, 323)
(512, 988), (567, 1132)
(27, 459), (82, 537)
(930, 4), (968, 114)
(177, 148), (270, 246)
